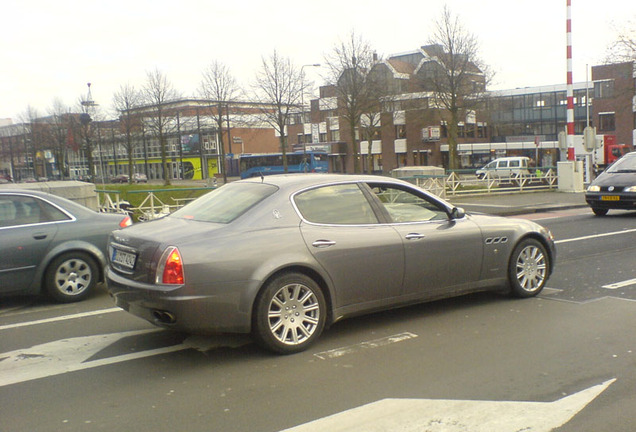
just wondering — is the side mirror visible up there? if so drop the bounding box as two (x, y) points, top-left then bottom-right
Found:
(450, 207), (465, 220)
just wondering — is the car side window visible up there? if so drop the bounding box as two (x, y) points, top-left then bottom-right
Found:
(498, 161), (508, 168)
(294, 184), (378, 225)
(510, 160), (520, 167)
(369, 184), (448, 223)
(0, 196), (69, 228)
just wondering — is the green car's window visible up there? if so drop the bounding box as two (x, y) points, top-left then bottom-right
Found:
(295, 184), (378, 225)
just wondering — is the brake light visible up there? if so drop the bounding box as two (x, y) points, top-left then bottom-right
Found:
(119, 216), (133, 228)
(156, 246), (184, 285)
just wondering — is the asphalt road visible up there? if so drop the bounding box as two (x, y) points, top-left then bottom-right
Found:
(1, 207), (635, 432)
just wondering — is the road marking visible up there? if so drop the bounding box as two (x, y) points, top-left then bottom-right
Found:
(0, 307), (122, 331)
(314, 332), (418, 360)
(281, 379), (616, 432)
(603, 278), (636, 290)
(555, 228), (636, 245)
(0, 331), (250, 387)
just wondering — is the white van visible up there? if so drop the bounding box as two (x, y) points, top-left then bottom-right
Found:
(476, 157), (531, 179)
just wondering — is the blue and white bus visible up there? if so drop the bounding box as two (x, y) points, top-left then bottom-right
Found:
(239, 151), (328, 179)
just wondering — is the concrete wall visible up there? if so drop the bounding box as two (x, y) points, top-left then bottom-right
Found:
(0, 181), (99, 210)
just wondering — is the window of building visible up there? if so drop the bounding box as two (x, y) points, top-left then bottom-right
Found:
(594, 80), (614, 99)
(598, 113), (615, 132)
(395, 125), (407, 139)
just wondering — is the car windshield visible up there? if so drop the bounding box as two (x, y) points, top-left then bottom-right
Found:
(607, 155), (636, 173)
(170, 182), (278, 223)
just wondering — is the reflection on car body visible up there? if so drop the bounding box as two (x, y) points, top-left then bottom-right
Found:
(107, 174), (555, 354)
(0, 190), (132, 302)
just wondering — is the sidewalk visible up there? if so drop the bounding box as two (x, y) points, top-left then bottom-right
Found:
(447, 190), (588, 216)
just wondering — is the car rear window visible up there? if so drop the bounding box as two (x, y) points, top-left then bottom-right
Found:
(170, 183), (278, 224)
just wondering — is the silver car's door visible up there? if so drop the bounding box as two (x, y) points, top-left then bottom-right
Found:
(367, 184), (483, 296)
(0, 196), (58, 293)
(295, 183), (405, 308)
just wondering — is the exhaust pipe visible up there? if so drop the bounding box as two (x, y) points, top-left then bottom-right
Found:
(152, 310), (176, 324)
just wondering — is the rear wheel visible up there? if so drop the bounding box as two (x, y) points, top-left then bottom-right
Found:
(592, 207), (608, 216)
(45, 252), (98, 303)
(253, 272), (326, 354)
(508, 239), (549, 298)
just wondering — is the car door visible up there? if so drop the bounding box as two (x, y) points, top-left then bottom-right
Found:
(366, 182), (483, 298)
(295, 182), (405, 309)
(0, 195), (59, 294)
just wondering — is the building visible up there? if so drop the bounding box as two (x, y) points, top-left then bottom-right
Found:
(591, 61), (636, 148)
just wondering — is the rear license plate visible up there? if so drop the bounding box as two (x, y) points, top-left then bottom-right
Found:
(112, 249), (136, 269)
(601, 196), (620, 201)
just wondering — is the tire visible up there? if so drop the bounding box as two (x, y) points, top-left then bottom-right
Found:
(592, 207), (608, 216)
(508, 239), (549, 298)
(45, 252), (98, 303)
(253, 272), (326, 354)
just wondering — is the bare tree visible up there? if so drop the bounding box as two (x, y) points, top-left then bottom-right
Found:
(324, 32), (378, 173)
(421, 6), (490, 170)
(605, 19), (636, 62)
(360, 64), (390, 174)
(142, 68), (180, 186)
(254, 50), (305, 172)
(18, 105), (42, 179)
(113, 84), (143, 184)
(199, 61), (241, 182)
(46, 98), (72, 179)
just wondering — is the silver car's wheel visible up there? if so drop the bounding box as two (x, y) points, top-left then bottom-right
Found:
(45, 252), (98, 303)
(509, 239), (549, 298)
(254, 273), (326, 354)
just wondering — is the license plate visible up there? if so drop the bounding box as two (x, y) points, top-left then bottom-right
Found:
(601, 196), (620, 201)
(112, 249), (136, 269)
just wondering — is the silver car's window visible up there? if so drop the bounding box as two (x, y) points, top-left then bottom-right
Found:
(170, 182), (278, 223)
(0, 195), (70, 227)
(370, 185), (448, 223)
(295, 184), (378, 225)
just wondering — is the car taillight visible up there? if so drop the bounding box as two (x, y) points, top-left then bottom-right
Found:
(156, 246), (184, 285)
(119, 216), (133, 228)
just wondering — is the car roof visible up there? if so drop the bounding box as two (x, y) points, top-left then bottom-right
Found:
(240, 173), (409, 192)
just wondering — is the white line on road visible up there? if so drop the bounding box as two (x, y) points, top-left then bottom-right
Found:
(314, 332), (418, 360)
(555, 228), (636, 245)
(281, 379), (617, 432)
(603, 278), (636, 290)
(0, 307), (122, 331)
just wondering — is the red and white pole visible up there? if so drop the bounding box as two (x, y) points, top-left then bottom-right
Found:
(566, 0), (575, 160)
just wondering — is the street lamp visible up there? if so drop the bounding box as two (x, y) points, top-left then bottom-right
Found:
(301, 63), (320, 171)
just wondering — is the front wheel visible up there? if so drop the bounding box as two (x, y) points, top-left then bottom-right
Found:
(253, 273), (326, 354)
(508, 239), (549, 298)
(45, 252), (98, 303)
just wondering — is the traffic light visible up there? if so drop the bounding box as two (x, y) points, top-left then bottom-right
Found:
(583, 126), (597, 152)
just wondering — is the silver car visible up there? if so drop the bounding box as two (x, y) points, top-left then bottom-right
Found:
(107, 174), (555, 354)
(0, 190), (132, 302)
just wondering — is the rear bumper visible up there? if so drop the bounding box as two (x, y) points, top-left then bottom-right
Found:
(106, 268), (254, 334)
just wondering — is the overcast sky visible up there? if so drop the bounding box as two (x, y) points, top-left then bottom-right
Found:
(1, 0), (634, 121)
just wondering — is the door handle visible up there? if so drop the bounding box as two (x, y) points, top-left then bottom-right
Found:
(312, 240), (336, 248)
(405, 233), (425, 240)
(33, 233), (48, 240)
